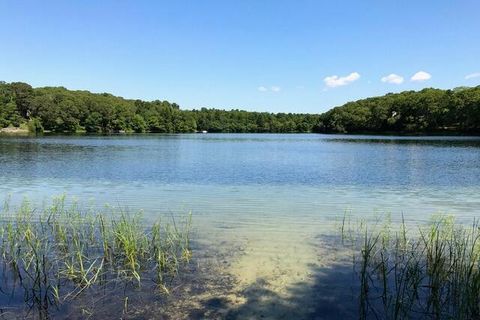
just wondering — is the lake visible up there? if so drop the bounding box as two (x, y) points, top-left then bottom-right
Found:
(1, 133), (480, 318)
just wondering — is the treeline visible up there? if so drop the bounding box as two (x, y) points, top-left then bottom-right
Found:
(1, 81), (479, 134)
(317, 87), (480, 134)
(0, 81), (319, 133)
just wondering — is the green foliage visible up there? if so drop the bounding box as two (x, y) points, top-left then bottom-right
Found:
(10, 82), (33, 118)
(319, 87), (480, 134)
(1, 80), (479, 134)
(0, 101), (23, 127)
(0, 81), (24, 127)
(131, 114), (147, 133)
(0, 81), (320, 133)
(27, 117), (44, 133)
(190, 108), (320, 133)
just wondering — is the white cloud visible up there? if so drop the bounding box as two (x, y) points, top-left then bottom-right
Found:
(410, 71), (431, 82)
(381, 73), (404, 84)
(324, 72), (360, 88)
(270, 86), (281, 92)
(257, 86), (268, 92)
(465, 72), (480, 80)
(258, 85), (281, 92)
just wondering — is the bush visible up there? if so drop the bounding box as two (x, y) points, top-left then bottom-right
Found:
(27, 118), (44, 133)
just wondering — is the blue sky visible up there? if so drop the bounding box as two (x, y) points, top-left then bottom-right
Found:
(1, 0), (479, 113)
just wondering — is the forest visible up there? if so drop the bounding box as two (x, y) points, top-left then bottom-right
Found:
(1, 81), (479, 134)
(318, 86), (480, 134)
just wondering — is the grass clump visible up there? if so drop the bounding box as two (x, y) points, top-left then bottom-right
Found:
(341, 214), (480, 320)
(0, 195), (192, 315)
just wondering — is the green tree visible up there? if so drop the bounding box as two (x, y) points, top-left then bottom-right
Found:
(10, 82), (33, 118)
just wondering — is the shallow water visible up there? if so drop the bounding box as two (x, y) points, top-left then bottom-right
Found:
(1, 133), (480, 318)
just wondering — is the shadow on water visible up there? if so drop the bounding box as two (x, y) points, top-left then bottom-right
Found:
(209, 264), (357, 320)
(185, 235), (359, 320)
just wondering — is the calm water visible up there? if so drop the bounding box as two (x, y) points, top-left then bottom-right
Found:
(1, 133), (480, 318)
(1, 134), (479, 218)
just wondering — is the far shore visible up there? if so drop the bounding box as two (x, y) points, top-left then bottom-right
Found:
(1, 126), (479, 137)
(0, 127), (29, 134)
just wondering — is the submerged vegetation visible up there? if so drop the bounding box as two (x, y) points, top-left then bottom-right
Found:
(0, 196), (191, 317)
(1, 80), (479, 134)
(341, 214), (480, 319)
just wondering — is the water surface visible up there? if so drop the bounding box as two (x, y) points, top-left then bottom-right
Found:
(1, 133), (480, 318)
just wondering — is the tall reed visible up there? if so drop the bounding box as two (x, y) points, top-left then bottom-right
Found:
(0, 196), (192, 316)
(341, 214), (480, 319)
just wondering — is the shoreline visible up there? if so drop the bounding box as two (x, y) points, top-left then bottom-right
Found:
(1, 127), (480, 137)
(0, 127), (29, 134)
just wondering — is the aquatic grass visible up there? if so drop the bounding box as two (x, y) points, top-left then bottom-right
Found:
(0, 196), (192, 316)
(341, 214), (480, 319)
